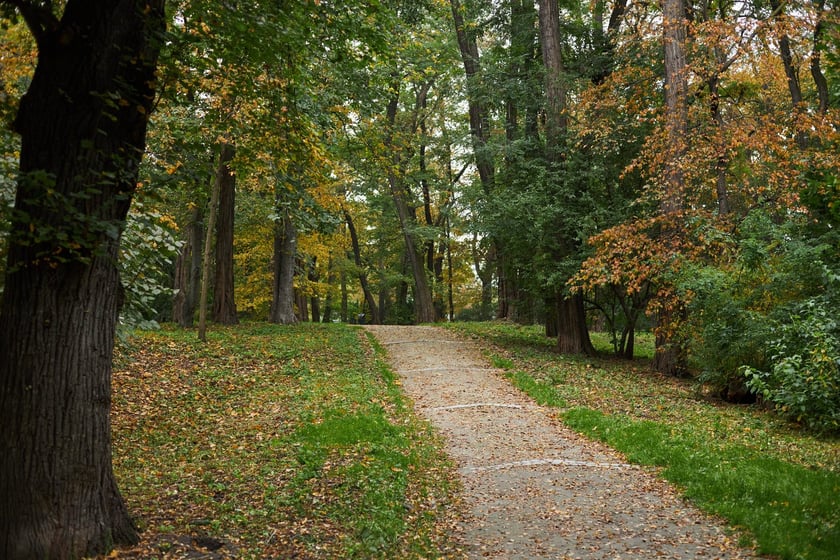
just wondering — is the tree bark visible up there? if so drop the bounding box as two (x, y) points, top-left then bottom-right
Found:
(449, 0), (495, 190)
(212, 143), (238, 325)
(269, 208), (298, 324)
(769, 0), (809, 149)
(0, 1), (165, 558)
(556, 294), (597, 356)
(539, 0), (567, 160)
(322, 256), (334, 323)
(172, 205), (203, 327)
(450, 0), (507, 318)
(810, 0), (830, 115)
(663, 0), (688, 213)
(308, 257), (321, 323)
(656, 0), (690, 375)
(295, 264), (309, 322)
(198, 156), (221, 342)
(538, 0), (596, 355)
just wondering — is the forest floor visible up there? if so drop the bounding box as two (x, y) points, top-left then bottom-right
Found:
(366, 325), (756, 560)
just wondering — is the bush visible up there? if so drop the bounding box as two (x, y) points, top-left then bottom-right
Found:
(683, 263), (771, 401)
(682, 210), (840, 417)
(745, 294), (840, 433)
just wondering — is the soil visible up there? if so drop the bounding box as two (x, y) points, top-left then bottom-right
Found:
(366, 325), (758, 560)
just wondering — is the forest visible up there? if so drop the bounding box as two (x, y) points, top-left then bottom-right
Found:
(0, 0), (838, 558)
(3, 0), (836, 423)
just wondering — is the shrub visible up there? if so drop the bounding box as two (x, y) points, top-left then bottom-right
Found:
(682, 263), (771, 401)
(745, 294), (840, 433)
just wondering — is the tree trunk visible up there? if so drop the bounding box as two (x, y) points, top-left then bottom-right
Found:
(212, 143), (238, 325)
(556, 294), (597, 356)
(449, 0), (495, 190)
(172, 206), (203, 327)
(450, 0), (506, 318)
(308, 257), (321, 323)
(295, 269), (309, 322)
(198, 158), (222, 342)
(269, 208), (298, 324)
(810, 0), (830, 115)
(0, 1), (165, 557)
(769, 0), (809, 149)
(709, 76), (731, 216)
(539, 0), (596, 354)
(663, 0), (688, 213)
(340, 268), (348, 323)
(539, 0), (567, 160)
(322, 256), (334, 323)
(345, 209), (380, 324)
(657, 0), (690, 375)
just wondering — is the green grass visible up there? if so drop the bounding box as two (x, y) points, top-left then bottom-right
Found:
(448, 321), (840, 560)
(111, 322), (463, 559)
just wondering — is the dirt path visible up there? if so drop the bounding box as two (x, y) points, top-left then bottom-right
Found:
(366, 325), (755, 560)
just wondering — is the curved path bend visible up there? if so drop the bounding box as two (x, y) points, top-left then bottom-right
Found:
(366, 325), (755, 560)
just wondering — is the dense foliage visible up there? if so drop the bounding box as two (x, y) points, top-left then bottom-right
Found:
(2, 1), (838, 430)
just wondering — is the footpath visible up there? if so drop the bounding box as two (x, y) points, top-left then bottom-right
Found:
(366, 325), (756, 560)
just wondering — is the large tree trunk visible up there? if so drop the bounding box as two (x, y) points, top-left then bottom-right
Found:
(0, 1), (165, 558)
(449, 0), (495, 190)
(172, 206), (203, 327)
(656, 0), (690, 375)
(212, 143), (238, 325)
(539, 0), (596, 355)
(269, 208), (298, 324)
(556, 294), (597, 356)
(539, 0), (567, 160)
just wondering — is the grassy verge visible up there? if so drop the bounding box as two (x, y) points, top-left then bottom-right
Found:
(110, 322), (464, 559)
(448, 321), (840, 560)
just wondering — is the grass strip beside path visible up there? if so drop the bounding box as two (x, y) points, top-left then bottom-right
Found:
(448, 321), (840, 560)
(110, 323), (464, 559)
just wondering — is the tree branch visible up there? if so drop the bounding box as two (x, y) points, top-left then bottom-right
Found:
(1, 0), (59, 47)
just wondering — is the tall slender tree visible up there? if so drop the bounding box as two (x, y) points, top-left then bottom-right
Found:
(212, 142), (238, 324)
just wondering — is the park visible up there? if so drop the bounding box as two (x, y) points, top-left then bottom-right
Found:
(0, 1), (838, 558)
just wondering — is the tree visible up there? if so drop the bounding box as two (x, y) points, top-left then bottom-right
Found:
(538, 0), (596, 356)
(384, 83), (436, 324)
(449, 0), (505, 317)
(269, 206), (298, 324)
(212, 142), (238, 324)
(652, 0), (690, 376)
(172, 205), (203, 326)
(198, 144), (224, 341)
(0, 1), (165, 558)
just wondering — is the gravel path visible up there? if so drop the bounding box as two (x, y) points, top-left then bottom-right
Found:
(366, 325), (756, 560)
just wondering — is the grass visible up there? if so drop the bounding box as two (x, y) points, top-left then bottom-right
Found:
(447, 321), (840, 560)
(110, 322), (464, 559)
